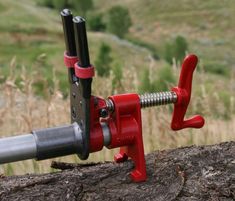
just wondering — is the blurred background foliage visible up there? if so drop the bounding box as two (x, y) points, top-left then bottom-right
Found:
(0, 0), (234, 175)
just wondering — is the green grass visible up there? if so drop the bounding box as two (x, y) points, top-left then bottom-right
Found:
(0, 2), (4, 11)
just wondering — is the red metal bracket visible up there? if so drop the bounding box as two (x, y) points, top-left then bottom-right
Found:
(107, 94), (147, 182)
(171, 54), (205, 130)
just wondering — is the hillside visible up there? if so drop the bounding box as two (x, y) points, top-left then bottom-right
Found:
(95, 0), (235, 69)
(1, 1), (235, 69)
(0, 0), (151, 87)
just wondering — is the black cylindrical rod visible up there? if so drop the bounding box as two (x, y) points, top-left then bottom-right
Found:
(73, 16), (90, 67)
(61, 9), (77, 56)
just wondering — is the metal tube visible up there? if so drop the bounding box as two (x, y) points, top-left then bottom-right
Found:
(0, 134), (36, 164)
(0, 123), (84, 164)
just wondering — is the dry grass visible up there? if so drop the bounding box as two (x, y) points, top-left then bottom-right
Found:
(0, 57), (234, 175)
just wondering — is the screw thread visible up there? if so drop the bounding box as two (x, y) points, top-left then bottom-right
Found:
(139, 91), (177, 108)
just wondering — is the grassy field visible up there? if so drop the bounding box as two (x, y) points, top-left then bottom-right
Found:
(0, 0), (234, 175)
(94, 0), (235, 68)
(0, 0), (156, 95)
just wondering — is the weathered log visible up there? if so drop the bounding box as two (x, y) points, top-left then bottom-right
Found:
(0, 141), (234, 201)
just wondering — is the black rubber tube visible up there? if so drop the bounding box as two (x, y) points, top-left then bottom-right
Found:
(61, 9), (77, 56)
(32, 123), (83, 160)
(73, 16), (90, 67)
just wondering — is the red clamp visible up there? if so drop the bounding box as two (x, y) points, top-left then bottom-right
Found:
(171, 54), (205, 130)
(74, 63), (95, 79)
(64, 51), (78, 68)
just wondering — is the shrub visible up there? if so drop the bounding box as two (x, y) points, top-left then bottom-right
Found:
(106, 6), (132, 38)
(138, 68), (153, 93)
(73, 0), (93, 17)
(95, 43), (112, 77)
(37, 0), (55, 8)
(38, 0), (93, 16)
(38, 0), (69, 9)
(164, 35), (188, 64)
(111, 63), (123, 92)
(88, 13), (106, 31)
(138, 65), (175, 93)
(153, 65), (176, 91)
(218, 91), (232, 119)
(202, 62), (229, 77)
(53, 0), (69, 10)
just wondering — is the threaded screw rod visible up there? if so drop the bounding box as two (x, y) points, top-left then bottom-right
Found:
(106, 91), (178, 112)
(139, 91), (177, 108)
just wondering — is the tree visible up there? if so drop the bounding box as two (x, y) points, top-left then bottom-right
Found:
(107, 6), (132, 38)
(95, 43), (112, 77)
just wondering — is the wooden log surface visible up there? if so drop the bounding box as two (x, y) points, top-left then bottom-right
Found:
(0, 141), (234, 201)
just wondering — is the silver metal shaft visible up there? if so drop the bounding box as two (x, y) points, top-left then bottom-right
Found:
(0, 122), (111, 164)
(0, 134), (36, 164)
(139, 91), (177, 108)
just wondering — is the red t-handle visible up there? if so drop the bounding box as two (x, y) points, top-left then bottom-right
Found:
(171, 54), (205, 131)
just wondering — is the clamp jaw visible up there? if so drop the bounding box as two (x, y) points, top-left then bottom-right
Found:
(0, 9), (204, 183)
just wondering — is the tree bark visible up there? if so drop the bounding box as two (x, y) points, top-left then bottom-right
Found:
(0, 141), (234, 201)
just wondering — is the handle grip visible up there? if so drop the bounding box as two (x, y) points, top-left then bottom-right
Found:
(73, 16), (90, 67)
(61, 9), (76, 56)
(171, 54), (205, 130)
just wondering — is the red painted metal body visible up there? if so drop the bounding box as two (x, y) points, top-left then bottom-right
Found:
(89, 94), (146, 182)
(108, 94), (146, 182)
